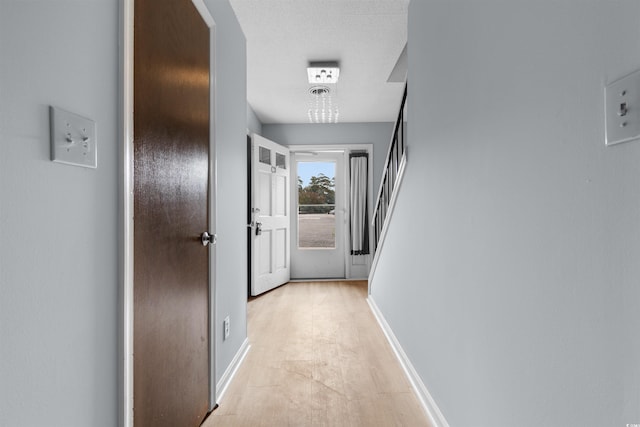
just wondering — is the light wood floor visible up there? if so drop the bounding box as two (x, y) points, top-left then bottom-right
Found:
(204, 281), (431, 427)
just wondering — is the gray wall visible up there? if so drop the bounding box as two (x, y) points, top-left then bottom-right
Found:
(0, 1), (119, 425)
(247, 104), (263, 135)
(370, 1), (640, 426)
(262, 122), (395, 198)
(204, 0), (248, 387)
(0, 1), (248, 425)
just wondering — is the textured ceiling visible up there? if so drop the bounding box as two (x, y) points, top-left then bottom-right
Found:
(228, 0), (409, 124)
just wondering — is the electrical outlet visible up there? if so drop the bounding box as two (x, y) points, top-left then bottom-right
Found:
(223, 316), (230, 340)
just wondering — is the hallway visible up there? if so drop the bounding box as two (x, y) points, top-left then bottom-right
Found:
(205, 281), (431, 426)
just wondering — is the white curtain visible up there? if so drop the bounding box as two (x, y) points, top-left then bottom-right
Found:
(350, 153), (369, 255)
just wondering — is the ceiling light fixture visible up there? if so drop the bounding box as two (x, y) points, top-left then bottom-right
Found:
(307, 61), (340, 84)
(306, 62), (340, 123)
(308, 86), (330, 96)
(307, 89), (339, 124)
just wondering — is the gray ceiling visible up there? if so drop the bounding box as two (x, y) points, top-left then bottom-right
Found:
(228, 0), (409, 124)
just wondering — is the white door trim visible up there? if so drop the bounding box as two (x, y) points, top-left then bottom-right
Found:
(119, 1), (134, 425)
(119, 2), (218, 425)
(287, 144), (373, 280)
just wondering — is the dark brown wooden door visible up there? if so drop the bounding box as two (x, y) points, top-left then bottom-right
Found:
(133, 0), (210, 425)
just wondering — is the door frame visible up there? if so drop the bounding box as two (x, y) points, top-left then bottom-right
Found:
(291, 150), (346, 279)
(288, 144), (374, 280)
(120, 1), (218, 426)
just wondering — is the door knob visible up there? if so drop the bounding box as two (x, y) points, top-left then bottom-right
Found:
(255, 222), (262, 236)
(201, 231), (217, 246)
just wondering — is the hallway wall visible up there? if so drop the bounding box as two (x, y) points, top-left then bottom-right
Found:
(204, 0), (250, 388)
(0, 1), (118, 425)
(247, 104), (263, 135)
(370, 1), (640, 426)
(0, 1), (248, 425)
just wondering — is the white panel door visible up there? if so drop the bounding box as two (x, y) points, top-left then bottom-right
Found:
(251, 134), (290, 296)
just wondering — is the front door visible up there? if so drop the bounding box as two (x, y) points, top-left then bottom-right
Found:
(291, 151), (346, 279)
(133, 0), (210, 425)
(250, 134), (291, 296)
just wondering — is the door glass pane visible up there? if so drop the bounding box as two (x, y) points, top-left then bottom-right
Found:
(276, 153), (286, 169)
(259, 146), (271, 165)
(297, 161), (336, 248)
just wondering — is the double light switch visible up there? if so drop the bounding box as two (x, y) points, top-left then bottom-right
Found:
(49, 106), (97, 168)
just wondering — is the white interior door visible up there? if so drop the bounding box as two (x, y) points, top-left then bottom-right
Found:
(250, 134), (290, 296)
(290, 151), (346, 279)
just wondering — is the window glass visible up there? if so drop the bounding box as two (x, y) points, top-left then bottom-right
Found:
(259, 146), (271, 165)
(297, 161), (336, 248)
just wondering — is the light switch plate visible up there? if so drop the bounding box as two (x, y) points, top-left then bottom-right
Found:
(605, 69), (640, 146)
(49, 106), (97, 168)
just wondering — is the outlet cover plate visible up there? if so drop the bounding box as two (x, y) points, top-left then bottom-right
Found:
(605, 69), (640, 146)
(50, 106), (97, 168)
(223, 316), (230, 340)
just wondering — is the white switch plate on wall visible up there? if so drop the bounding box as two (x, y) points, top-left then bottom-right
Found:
(605, 69), (640, 146)
(49, 106), (97, 168)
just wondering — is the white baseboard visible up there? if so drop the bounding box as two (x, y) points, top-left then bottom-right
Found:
(215, 338), (250, 404)
(288, 278), (366, 283)
(367, 297), (450, 427)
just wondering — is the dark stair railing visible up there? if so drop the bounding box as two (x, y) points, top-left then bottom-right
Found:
(372, 84), (407, 254)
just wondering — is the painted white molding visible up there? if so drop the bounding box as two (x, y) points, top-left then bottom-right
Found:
(288, 278), (367, 283)
(368, 149), (407, 288)
(367, 296), (450, 427)
(120, 0), (134, 426)
(191, 0), (215, 27)
(216, 339), (251, 404)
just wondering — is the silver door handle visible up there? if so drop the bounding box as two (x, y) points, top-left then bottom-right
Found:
(201, 231), (217, 246)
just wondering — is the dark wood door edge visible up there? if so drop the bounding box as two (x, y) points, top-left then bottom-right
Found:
(199, 404), (219, 426)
